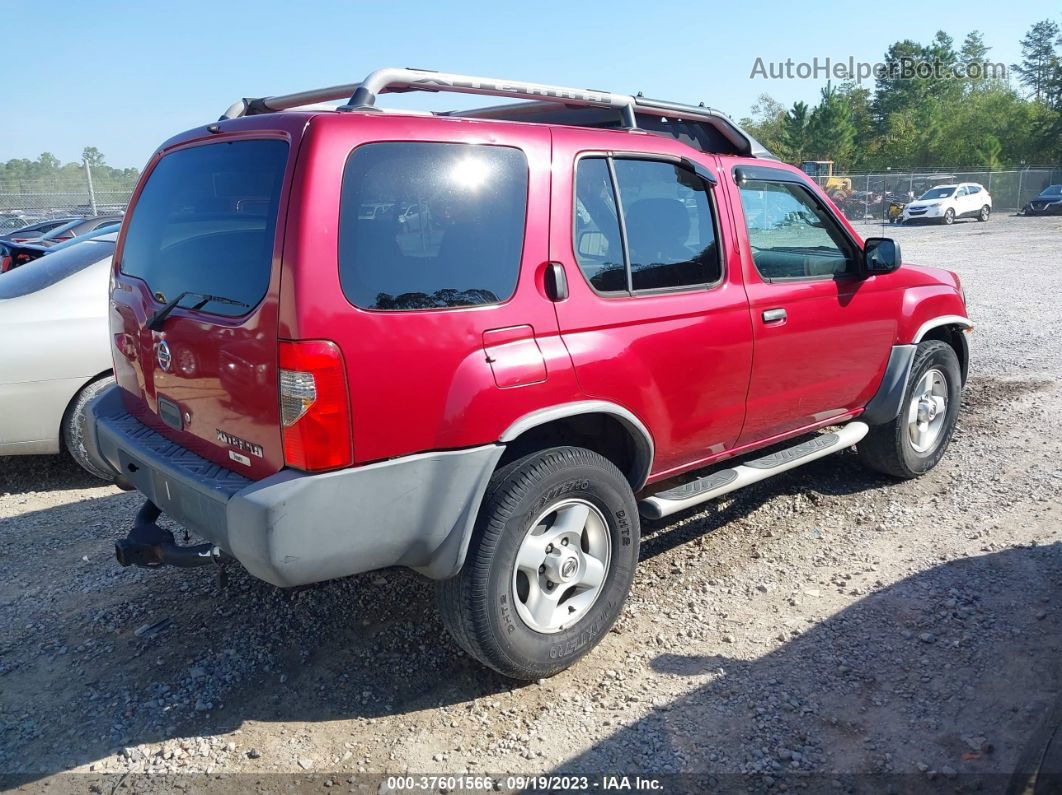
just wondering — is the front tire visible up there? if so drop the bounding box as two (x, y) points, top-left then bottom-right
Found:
(436, 446), (640, 680)
(942, 208), (955, 225)
(857, 340), (961, 479)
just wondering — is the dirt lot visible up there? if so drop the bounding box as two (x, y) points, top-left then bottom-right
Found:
(2, 214), (1061, 791)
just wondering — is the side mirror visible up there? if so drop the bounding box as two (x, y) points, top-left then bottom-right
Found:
(863, 237), (902, 274)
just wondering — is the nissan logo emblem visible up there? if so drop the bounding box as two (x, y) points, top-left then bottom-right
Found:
(156, 340), (172, 372)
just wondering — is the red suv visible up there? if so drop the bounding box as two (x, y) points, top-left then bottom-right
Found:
(84, 68), (971, 680)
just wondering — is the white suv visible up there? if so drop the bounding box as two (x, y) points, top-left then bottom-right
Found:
(902, 183), (992, 225)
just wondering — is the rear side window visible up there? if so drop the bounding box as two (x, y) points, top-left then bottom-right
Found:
(339, 143), (528, 311)
(574, 156), (721, 295)
(119, 139), (288, 316)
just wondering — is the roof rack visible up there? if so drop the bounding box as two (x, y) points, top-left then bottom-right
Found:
(219, 67), (774, 159)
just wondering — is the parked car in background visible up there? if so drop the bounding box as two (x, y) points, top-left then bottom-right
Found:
(0, 216), (81, 243)
(901, 183), (992, 225)
(0, 233), (117, 478)
(1022, 185), (1062, 216)
(0, 223), (123, 272)
(24, 215), (123, 246)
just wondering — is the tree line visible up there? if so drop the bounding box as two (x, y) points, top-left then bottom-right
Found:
(0, 147), (139, 192)
(740, 19), (1062, 171)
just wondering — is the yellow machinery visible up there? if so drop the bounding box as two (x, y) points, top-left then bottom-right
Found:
(800, 161), (852, 199)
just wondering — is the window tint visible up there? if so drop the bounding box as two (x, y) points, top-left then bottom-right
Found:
(738, 180), (857, 280)
(613, 159), (720, 291)
(0, 239), (113, 299)
(573, 157), (721, 295)
(919, 187), (956, 200)
(339, 143), (527, 311)
(120, 139), (287, 315)
(574, 158), (626, 293)
(967, 185), (981, 194)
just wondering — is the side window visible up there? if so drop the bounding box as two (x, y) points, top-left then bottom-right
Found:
(572, 156), (721, 295)
(574, 158), (627, 293)
(967, 185), (981, 195)
(339, 142), (528, 311)
(612, 159), (721, 291)
(738, 180), (858, 280)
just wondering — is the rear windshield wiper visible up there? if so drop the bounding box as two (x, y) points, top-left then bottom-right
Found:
(146, 291), (250, 331)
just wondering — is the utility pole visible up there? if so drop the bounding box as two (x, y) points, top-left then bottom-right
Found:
(83, 158), (98, 216)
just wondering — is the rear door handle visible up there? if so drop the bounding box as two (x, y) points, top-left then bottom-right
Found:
(762, 308), (787, 323)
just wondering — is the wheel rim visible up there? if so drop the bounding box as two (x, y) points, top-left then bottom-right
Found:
(511, 498), (611, 634)
(981, 206), (989, 220)
(907, 369), (949, 453)
(945, 210), (954, 224)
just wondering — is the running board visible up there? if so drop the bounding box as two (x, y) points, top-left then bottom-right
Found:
(639, 422), (869, 520)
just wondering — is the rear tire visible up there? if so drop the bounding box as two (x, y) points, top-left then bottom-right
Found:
(435, 446), (640, 680)
(978, 205), (990, 222)
(857, 341), (961, 479)
(62, 375), (114, 481)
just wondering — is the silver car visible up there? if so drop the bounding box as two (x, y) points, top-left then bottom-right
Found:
(0, 233), (117, 478)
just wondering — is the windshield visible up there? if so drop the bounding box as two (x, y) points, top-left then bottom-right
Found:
(1040, 185), (1062, 197)
(919, 187), (956, 200)
(119, 139), (288, 316)
(0, 239), (113, 299)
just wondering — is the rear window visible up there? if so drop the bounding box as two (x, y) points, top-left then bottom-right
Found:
(339, 142), (528, 311)
(0, 239), (113, 299)
(119, 139), (288, 316)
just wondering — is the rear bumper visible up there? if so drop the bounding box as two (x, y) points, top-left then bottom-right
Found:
(84, 385), (504, 586)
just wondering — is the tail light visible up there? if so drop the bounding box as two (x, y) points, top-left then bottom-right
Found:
(278, 340), (352, 472)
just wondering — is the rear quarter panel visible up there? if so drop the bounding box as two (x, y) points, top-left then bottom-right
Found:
(282, 114), (581, 464)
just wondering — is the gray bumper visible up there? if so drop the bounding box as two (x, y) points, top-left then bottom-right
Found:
(85, 385), (503, 586)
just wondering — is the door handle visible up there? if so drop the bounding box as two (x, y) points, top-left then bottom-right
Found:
(544, 262), (569, 301)
(762, 308), (787, 323)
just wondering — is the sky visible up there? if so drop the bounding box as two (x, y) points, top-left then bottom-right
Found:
(2, 0), (1050, 169)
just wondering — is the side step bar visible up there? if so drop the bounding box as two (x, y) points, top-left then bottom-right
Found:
(639, 422), (869, 520)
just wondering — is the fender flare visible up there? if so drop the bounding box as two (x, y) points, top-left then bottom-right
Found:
(864, 315), (973, 425)
(912, 314), (973, 343)
(500, 400), (655, 491)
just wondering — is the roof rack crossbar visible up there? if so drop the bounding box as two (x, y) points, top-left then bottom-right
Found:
(221, 67), (637, 126)
(338, 67), (637, 127)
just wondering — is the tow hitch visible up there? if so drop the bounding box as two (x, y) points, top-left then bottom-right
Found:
(115, 501), (231, 569)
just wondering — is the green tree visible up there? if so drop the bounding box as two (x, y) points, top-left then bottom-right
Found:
(81, 146), (106, 167)
(1012, 19), (1061, 102)
(974, 134), (1003, 169)
(874, 39), (930, 122)
(960, 30), (993, 91)
(807, 83), (856, 166)
(739, 94), (788, 158)
(781, 101), (812, 163)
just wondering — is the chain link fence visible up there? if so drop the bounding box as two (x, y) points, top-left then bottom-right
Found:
(806, 167), (1062, 224)
(2, 164), (1060, 234)
(0, 165), (138, 233)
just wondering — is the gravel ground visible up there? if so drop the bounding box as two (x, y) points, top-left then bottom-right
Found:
(1, 213), (1060, 792)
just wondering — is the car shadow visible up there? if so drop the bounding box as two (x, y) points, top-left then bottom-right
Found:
(0, 453), (108, 496)
(551, 544), (1062, 792)
(0, 493), (518, 782)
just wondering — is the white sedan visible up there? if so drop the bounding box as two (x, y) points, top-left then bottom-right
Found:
(902, 182), (993, 225)
(0, 233), (117, 478)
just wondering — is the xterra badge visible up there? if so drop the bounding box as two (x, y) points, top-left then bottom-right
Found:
(216, 429), (264, 458)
